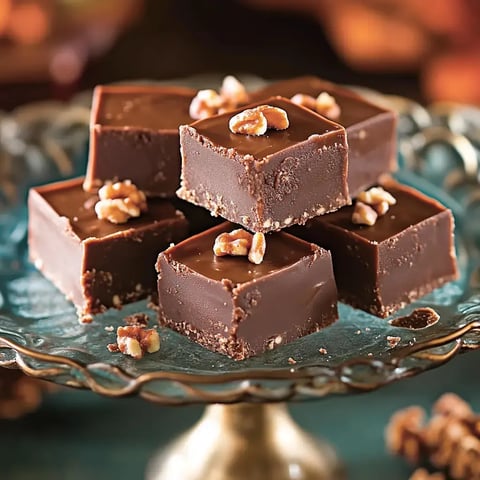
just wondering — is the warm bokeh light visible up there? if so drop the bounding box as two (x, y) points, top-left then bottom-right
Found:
(6, 2), (51, 45)
(0, 0), (12, 34)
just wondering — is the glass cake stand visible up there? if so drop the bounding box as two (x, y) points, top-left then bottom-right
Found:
(0, 80), (479, 480)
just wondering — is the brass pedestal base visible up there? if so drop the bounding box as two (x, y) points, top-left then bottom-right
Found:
(146, 403), (344, 480)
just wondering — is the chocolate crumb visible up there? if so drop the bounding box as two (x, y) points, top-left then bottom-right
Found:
(390, 307), (440, 329)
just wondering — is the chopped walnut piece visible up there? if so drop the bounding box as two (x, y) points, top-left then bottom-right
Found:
(290, 93), (317, 111)
(288, 357), (297, 365)
(357, 186), (397, 217)
(189, 89), (223, 120)
(433, 393), (473, 420)
(189, 76), (248, 120)
(352, 201), (378, 226)
(290, 92), (341, 120)
(248, 232), (266, 265)
(257, 105), (290, 130)
(220, 75), (248, 107)
(385, 406), (426, 464)
(315, 92), (341, 120)
(214, 229), (253, 257)
(386, 393), (480, 480)
(95, 180), (147, 224)
(229, 107), (267, 135)
(214, 228), (268, 264)
(115, 325), (160, 360)
(374, 200), (390, 215)
(229, 105), (289, 135)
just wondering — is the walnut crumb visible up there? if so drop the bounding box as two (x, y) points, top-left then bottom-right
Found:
(104, 325), (114, 332)
(319, 347), (328, 355)
(95, 180), (147, 224)
(387, 336), (401, 348)
(107, 343), (119, 352)
(288, 357), (297, 365)
(111, 325), (160, 360)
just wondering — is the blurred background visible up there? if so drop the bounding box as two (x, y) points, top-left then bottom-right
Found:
(0, 0), (479, 110)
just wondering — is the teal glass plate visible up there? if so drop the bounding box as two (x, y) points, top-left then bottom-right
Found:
(0, 83), (479, 405)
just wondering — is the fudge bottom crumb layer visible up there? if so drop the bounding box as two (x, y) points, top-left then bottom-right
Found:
(156, 222), (338, 360)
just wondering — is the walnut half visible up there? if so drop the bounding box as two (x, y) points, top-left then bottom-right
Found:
(94, 180), (147, 224)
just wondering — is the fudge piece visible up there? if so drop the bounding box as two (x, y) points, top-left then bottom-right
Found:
(28, 177), (188, 320)
(177, 97), (349, 233)
(290, 180), (458, 317)
(84, 85), (196, 197)
(250, 76), (397, 196)
(156, 222), (338, 360)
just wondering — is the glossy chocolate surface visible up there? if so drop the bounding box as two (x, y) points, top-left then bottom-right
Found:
(249, 76), (387, 127)
(178, 97), (349, 233)
(192, 96), (345, 158)
(250, 76), (398, 195)
(29, 178), (188, 319)
(157, 222), (338, 359)
(316, 182), (445, 243)
(85, 85), (196, 197)
(42, 178), (183, 240)
(94, 85), (195, 131)
(290, 180), (458, 317)
(170, 223), (313, 283)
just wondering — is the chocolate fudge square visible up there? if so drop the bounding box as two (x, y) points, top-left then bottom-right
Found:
(28, 178), (188, 321)
(84, 85), (196, 198)
(250, 76), (397, 196)
(290, 180), (458, 317)
(177, 97), (349, 233)
(156, 222), (338, 360)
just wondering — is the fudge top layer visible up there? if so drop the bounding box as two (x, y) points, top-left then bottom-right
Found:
(188, 96), (345, 158)
(32, 178), (183, 241)
(164, 222), (317, 284)
(92, 85), (196, 131)
(315, 180), (449, 243)
(249, 76), (391, 127)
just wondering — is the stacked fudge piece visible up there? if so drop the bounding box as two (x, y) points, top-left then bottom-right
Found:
(28, 75), (458, 361)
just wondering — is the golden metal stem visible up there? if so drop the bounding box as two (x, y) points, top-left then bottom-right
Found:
(146, 403), (344, 480)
